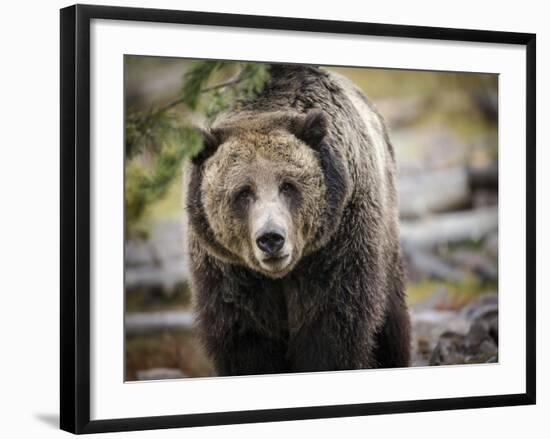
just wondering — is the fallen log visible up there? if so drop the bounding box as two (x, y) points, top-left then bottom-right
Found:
(403, 247), (465, 282)
(125, 310), (194, 335)
(398, 165), (498, 219)
(125, 260), (187, 292)
(399, 166), (470, 219)
(400, 206), (498, 249)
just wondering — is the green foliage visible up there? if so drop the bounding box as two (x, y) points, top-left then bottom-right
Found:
(125, 126), (201, 227)
(124, 60), (271, 231)
(406, 276), (498, 307)
(202, 63), (270, 121)
(125, 108), (182, 159)
(180, 61), (226, 110)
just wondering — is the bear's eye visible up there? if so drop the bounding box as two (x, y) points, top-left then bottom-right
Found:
(233, 186), (254, 205)
(280, 181), (297, 196)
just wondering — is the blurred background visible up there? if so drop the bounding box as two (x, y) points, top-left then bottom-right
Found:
(124, 57), (498, 381)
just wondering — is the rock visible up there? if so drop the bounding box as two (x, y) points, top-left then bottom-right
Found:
(429, 304), (498, 366)
(411, 292), (499, 367)
(460, 293), (498, 320)
(468, 308), (498, 346)
(410, 309), (471, 366)
(429, 331), (468, 365)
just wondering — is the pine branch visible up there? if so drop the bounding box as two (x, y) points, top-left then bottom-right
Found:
(152, 72), (245, 116)
(124, 60), (271, 231)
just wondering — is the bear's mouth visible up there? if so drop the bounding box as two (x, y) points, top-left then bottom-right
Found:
(254, 250), (298, 278)
(261, 254), (289, 264)
(258, 254), (291, 274)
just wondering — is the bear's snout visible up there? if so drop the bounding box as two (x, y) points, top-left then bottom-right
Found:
(251, 212), (294, 276)
(256, 230), (286, 256)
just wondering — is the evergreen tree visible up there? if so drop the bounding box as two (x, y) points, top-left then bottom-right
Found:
(125, 61), (270, 232)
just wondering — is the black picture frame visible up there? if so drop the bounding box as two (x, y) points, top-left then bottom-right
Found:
(60, 4), (536, 434)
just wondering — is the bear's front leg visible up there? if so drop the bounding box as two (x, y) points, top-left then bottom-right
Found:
(203, 327), (289, 376)
(287, 307), (378, 373)
(192, 255), (290, 376)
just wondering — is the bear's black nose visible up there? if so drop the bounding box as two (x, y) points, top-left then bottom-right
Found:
(256, 232), (285, 255)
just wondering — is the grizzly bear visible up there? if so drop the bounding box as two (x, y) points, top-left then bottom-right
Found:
(183, 64), (410, 376)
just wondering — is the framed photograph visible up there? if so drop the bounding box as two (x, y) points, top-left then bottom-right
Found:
(60, 4), (536, 434)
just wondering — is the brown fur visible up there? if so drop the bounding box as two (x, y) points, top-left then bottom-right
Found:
(183, 64), (411, 375)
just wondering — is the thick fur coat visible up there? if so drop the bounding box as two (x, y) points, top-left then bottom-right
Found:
(183, 64), (411, 375)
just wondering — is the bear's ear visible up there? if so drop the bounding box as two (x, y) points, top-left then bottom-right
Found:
(291, 109), (328, 149)
(192, 128), (221, 166)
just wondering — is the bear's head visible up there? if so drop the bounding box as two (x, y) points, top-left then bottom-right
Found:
(187, 109), (350, 279)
